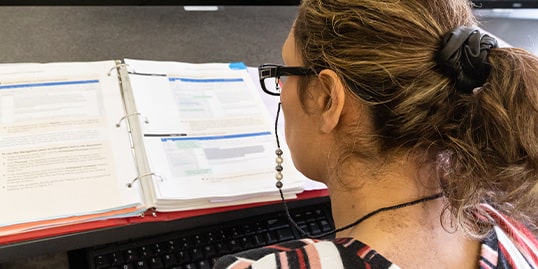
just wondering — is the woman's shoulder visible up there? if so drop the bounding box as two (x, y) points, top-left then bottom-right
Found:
(212, 237), (399, 269)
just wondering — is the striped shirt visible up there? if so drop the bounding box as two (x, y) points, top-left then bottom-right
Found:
(213, 204), (537, 269)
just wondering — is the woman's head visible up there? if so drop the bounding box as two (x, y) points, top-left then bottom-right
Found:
(292, 0), (479, 154)
(285, 0), (538, 236)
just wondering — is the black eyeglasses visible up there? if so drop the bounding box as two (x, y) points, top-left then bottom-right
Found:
(258, 64), (318, 96)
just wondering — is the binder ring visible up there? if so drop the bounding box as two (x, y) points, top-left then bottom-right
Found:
(127, 172), (165, 188)
(107, 63), (133, 76)
(116, 113), (150, 127)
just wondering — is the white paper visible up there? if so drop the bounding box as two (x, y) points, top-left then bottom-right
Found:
(124, 59), (307, 205)
(0, 61), (142, 228)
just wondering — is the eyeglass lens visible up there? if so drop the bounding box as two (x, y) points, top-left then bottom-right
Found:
(262, 76), (288, 95)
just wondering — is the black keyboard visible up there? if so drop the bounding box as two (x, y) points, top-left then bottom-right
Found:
(75, 201), (333, 269)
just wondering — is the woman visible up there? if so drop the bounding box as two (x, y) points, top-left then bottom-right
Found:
(214, 0), (538, 268)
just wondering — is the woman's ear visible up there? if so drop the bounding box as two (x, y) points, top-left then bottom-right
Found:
(317, 69), (346, 134)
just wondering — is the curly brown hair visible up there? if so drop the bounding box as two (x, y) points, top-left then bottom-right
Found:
(293, 0), (538, 238)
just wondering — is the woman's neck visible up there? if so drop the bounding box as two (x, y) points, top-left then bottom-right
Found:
(324, 158), (481, 269)
(325, 155), (442, 237)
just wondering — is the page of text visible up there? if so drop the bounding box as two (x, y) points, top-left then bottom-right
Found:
(125, 60), (274, 136)
(122, 59), (305, 207)
(0, 61), (141, 229)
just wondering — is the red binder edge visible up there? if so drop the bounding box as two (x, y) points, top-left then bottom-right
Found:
(0, 189), (329, 245)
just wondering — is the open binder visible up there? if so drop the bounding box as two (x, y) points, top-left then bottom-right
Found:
(0, 59), (308, 237)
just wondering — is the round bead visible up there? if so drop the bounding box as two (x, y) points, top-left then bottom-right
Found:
(275, 164), (283, 172)
(275, 148), (283, 156)
(275, 181), (283, 189)
(275, 172), (283, 180)
(276, 156), (283, 164)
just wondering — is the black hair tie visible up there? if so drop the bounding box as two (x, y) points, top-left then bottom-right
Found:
(436, 26), (499, 94)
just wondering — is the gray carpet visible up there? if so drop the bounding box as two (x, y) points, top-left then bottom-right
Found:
(0, 6), (298, 66)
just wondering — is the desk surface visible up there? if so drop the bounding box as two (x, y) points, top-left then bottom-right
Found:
(0, 5), (537, 266)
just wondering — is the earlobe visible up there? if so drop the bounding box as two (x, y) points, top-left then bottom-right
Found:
(317, 70), (346, 134)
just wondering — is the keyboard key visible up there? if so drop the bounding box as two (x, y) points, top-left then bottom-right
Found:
(226, 227), (240, 238)
(239, 236), (254, 249)
(134, 260), (148, 269)
(190, 248), (203, 261)
(163, 240), (177, 253)
(138, 246), (151, 258)
(197, 260), (211, 269)
(253, 221), (267, 233)
(202, 244), (217, 258)
(253, 234), (267, 246)
(110, 253), (125, 265)
(205, 232), (217, 243)
(241, 224), (255, 236)
(319, 219), (332, 232)
(308, 222), (321, 235)
(162, 254), (178, 267)
(215, 242), (230, 255)
(177, 237), (193, 249)
(215, 230), (227, 241)
(95, 255), (111, 267)
(175, 250), (190, 264)
(182, 263), (196, 269)
(265, 231), (278, 244)
(148, 257), (164, 269)
(151, 243), (164, 256)
(276, 228), (294, 241)
(266, 218), (289, 230)
(124, 249), (139, 262)
(314, 209), (326, 220)
(192, 234), (205, 246)
(227, 239), (242, 253)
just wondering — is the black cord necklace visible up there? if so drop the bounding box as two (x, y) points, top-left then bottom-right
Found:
(272, 102), (445, 239)
(278, 189), (444, 239)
